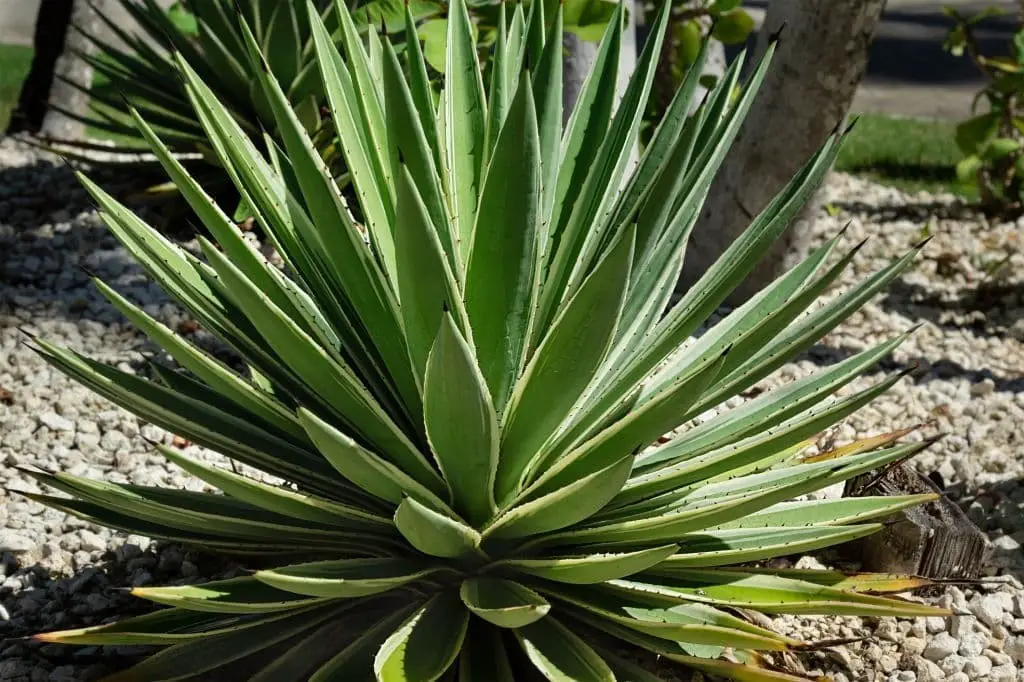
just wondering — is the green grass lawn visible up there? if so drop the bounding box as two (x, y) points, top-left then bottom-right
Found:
(0, 44), (34, 130)
(835, 113), (975, 199)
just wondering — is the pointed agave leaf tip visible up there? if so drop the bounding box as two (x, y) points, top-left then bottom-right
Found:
(914, 234), (934, 250)
(852, 236), (870, 253)
(769, 21), (787, 43)
(442, 300), (450, 313)
(16, 326), (38, 340)
(381, 15), (388, 36)
(845, 115), (861, 135)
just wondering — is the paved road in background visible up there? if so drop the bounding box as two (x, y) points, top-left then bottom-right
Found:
(746, 0), (1019, 119)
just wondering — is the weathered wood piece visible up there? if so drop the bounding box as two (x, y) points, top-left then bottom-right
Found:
(844, 463), (989, 580)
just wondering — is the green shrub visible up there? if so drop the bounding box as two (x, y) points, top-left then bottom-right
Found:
(26, 1), (943, 680)
(944, 5), (1024, 215)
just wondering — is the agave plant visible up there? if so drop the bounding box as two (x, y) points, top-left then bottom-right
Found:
(23, 0), (946, 680)
(67, 0), (339, 145)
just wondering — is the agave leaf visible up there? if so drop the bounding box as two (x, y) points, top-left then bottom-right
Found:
(661, 525), (883, 568)
(464, 68), (542, 414)
(443, 0), (487, 262)
(34, 607), (261, 645)
(532, 3), (563, 222)
(254, 558), (448, 598)
(622, 570), (949, 617)
(543, 584), (789, 650)
(155, 445), (393, 531)
(592, 113), (836, 407)
(593, 581), (795, 642)
(544, 0), (670, 311)
(130, 577), (327, 614)
(374, 592), (470, 681)
(715, 494), (938, 529)
(737, 568), (936, 594)
(529, 341), (727, 494)
(178, 54), (412, 418)
(544, 1), (622, 281)
(607, 33), (710, 254)
(566, 608), (724, 663)
(99, 603), (344, 682)
(403, 1), (440, 163)
(394, 496), (482, 558)
(515, 616), (616, 682)
(307, 605), (419, 681)
(498, 224), (635, 502)
(484, 455), (633, 540)
(459, 578), (551, 628)
(198, 237), (424, 471)
(643, 233), (853, 401)
(484, 3), (511, 161)
(249, 610), (381, 681)
(92, 278), (306, 442)
(458, 624), (515, 682)
(298, 407), (451, 510)
(802, 425), (921, 463)
(20, 491), (372, 556)
(333, 0), (392, 193)
(494, 545), (679, 585)
(393, 166), (466, 383)
(23, 470), (360, 547)
(540, 466), (838, 548)
(618, 371), (911, 507)
(26, 346), (338, 491)
(639, 334), (913, 472)
(310, 1), (396, 278)
(383, 41), (453, 270)
(423, 314), (499, 524)
(704, 245), (927, 408)
(237, 20), (423, 419)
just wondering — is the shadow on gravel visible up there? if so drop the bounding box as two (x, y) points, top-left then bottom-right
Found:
(830, 199), (976, 222)
(0, 543), (240, 681)
(945, 478), (1024, 580)
(881, 279), (1024, 341)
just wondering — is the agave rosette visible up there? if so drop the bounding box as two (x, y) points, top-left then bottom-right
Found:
(24, 0), (945, 679)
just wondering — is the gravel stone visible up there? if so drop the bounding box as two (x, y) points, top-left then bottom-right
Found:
(923, 633), (960, 661)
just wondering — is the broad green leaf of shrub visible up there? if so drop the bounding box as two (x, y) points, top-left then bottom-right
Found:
(712, 10), (755, 45)
(955, 112), (999, 154)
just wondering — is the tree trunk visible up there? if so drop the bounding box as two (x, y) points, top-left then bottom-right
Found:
(681, 0), (886, 303)
(7, 0), (103, 139)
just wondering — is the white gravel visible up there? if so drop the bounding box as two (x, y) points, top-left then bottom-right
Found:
(1, 137), (1023, 681)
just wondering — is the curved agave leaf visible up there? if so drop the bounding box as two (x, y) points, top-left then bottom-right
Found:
(374, 592), (470, 681)
(459, 578), (551, 628)
(253, 558), (449, 598)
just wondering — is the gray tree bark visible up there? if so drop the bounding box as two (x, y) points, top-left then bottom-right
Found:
(681, 0), (886, 303)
